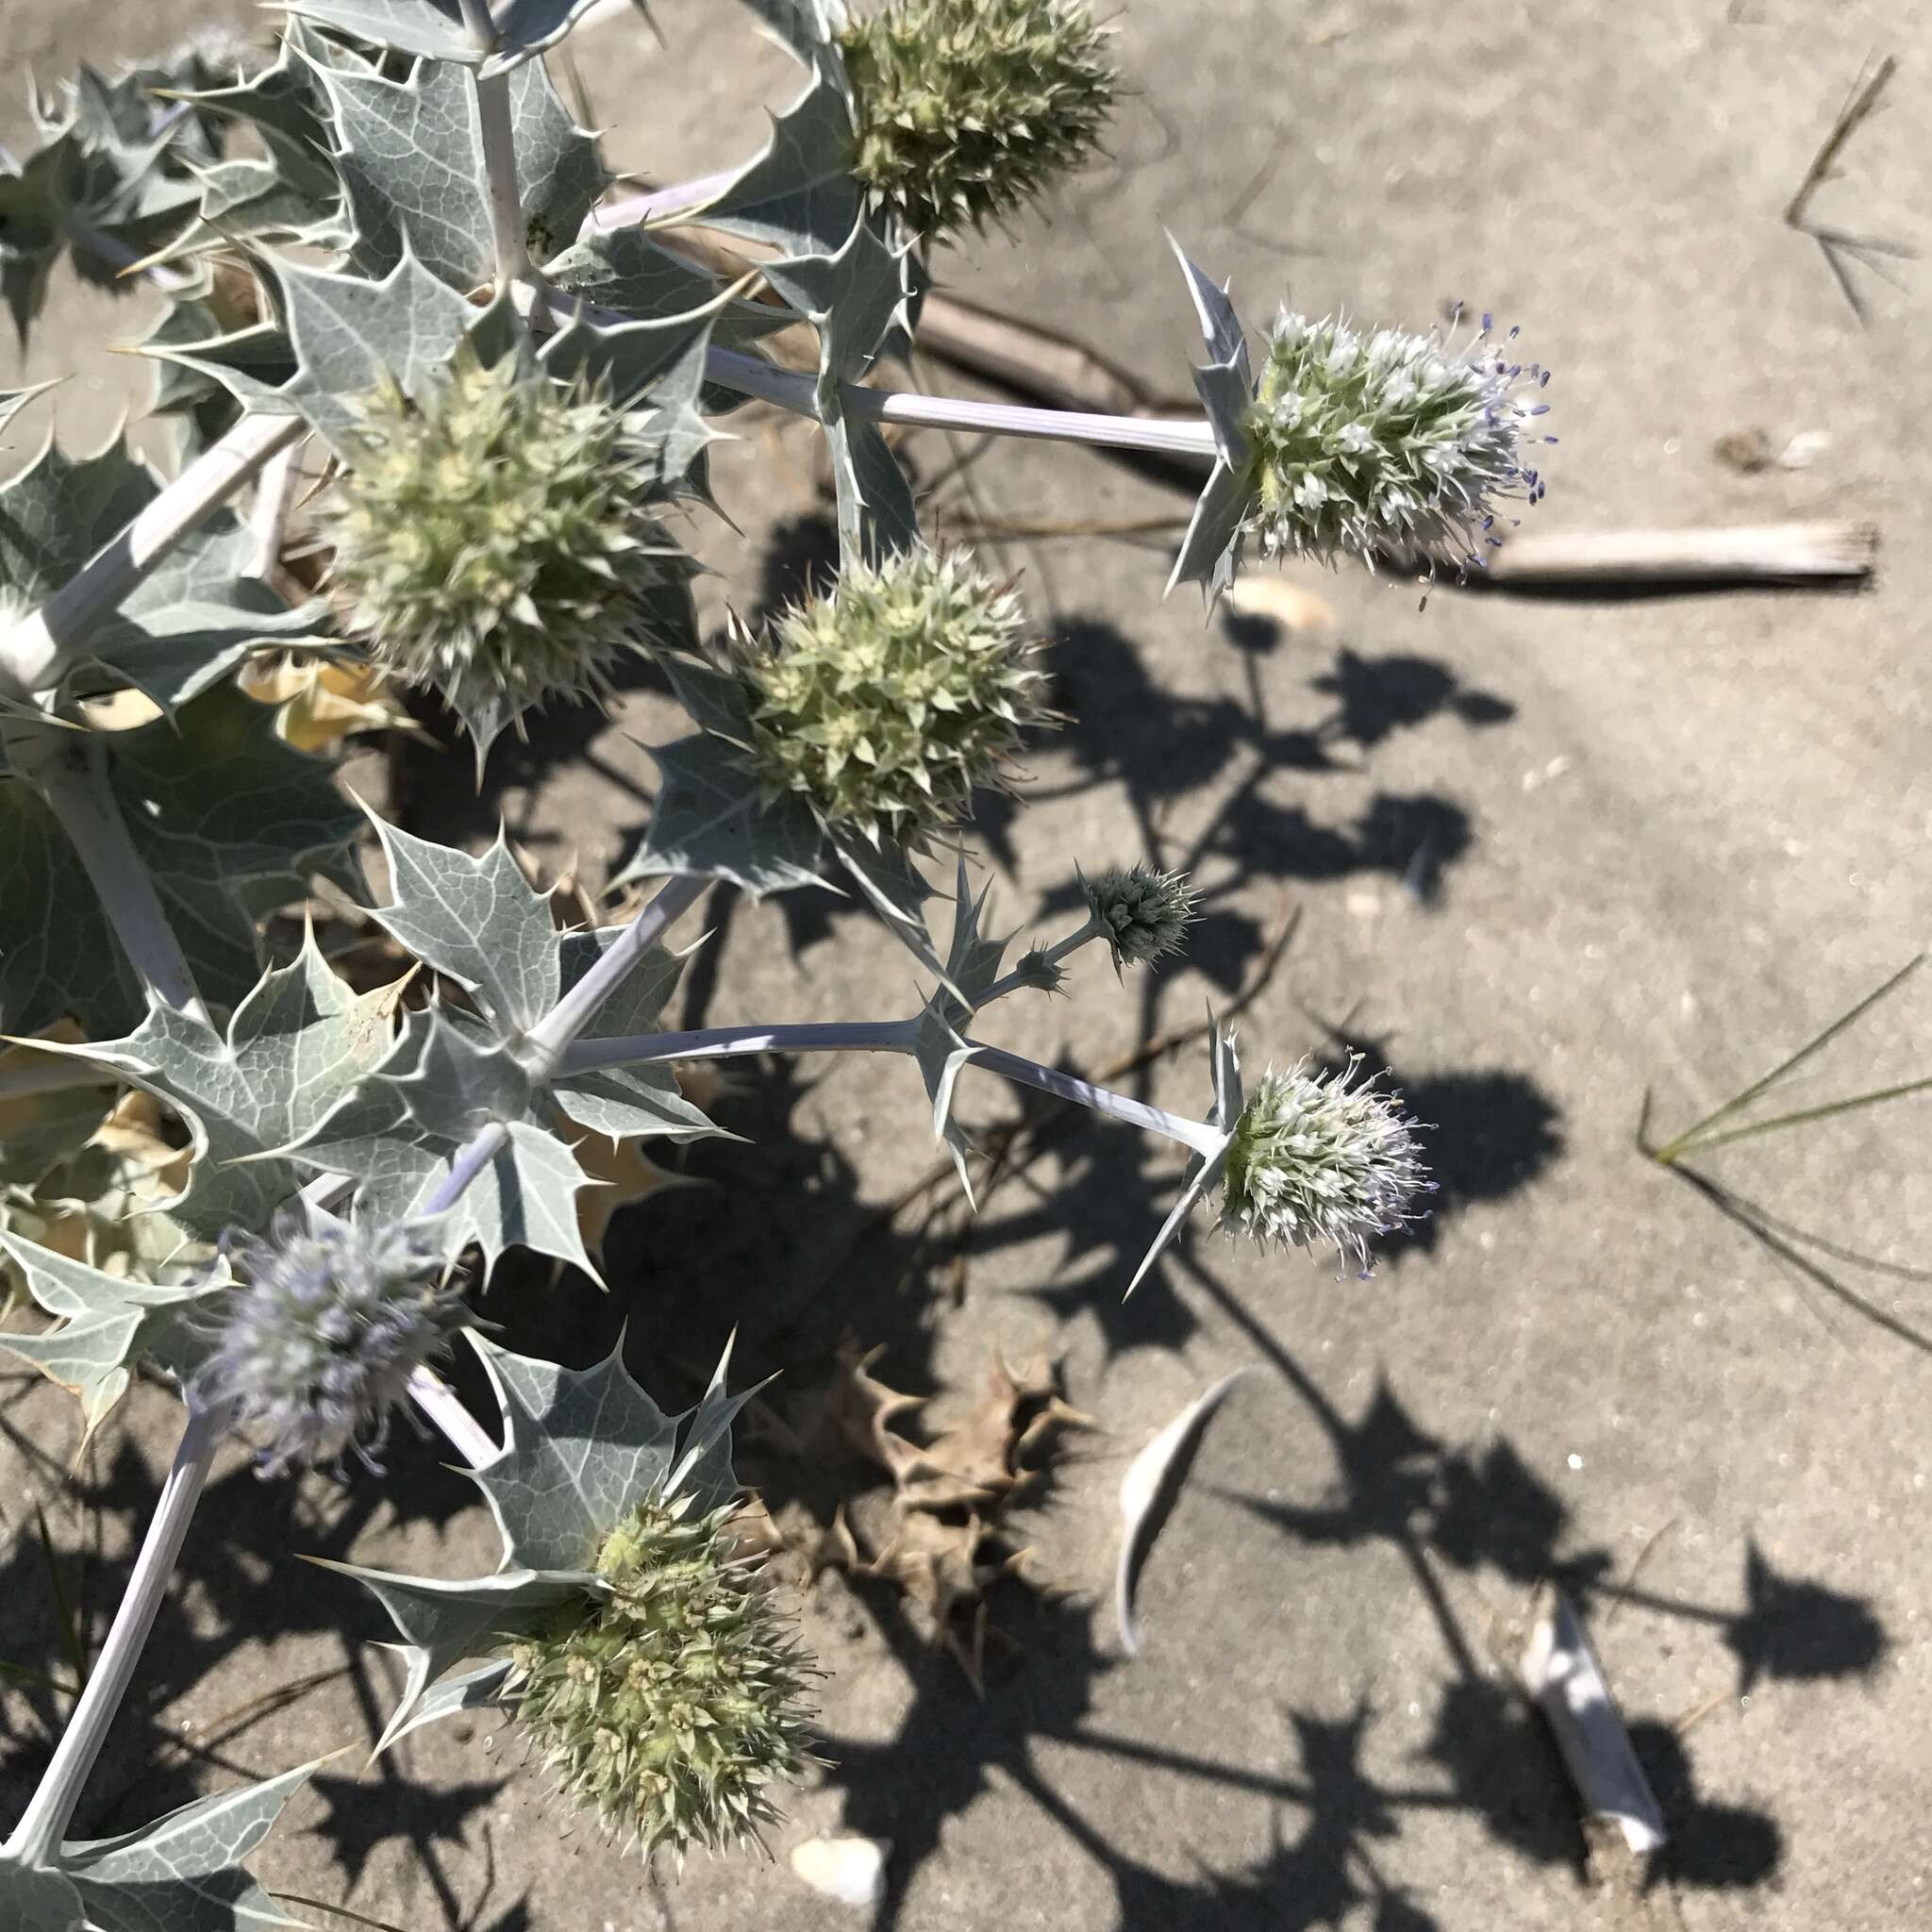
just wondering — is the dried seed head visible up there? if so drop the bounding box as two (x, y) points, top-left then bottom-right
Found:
(1241, 308), (1552, 575)
(200, 1214), (463, 1476)
(502, 1496), (815, 1860)
(839, 0), (1115, 239)
(1082, 861), (1197, 972)
(738, 548), (1049, 845)
(1219, 1056), (1431, 1272)
(325, 347), (687, 752)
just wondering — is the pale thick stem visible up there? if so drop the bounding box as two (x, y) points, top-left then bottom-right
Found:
(2, 1402), (225, 1862)
(13, 729), (208, 1024)
(247, 437), (305, 582)
(0, 412), (306, 701)
(558, 1019), (1222, 1155)
(519, 874), (708, 1075)
(407, 1365), (500, 1469)
(458, 0), (528, 291)
(579, 172), (741, 238)
(703, 344), (1217, 460)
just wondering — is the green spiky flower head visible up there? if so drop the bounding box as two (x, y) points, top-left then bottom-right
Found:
(499, 1492), (815, 1860)
(325, 345), (688, 758)
(1220, 1055), (1431, 1272)
(839, 0), (1115, 239)
(738, 547), (1049, 845)
(1082, 861), (1197, 972)
(1241, 308), (1552, 575)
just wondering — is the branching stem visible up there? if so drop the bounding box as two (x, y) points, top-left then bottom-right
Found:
(458, 0), (530, 291)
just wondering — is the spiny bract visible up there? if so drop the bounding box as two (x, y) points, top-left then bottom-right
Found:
(325, 347), (686, 749)
(838, 0), (1115, 239)
(499, 1494), (815, 1860)
(199, 1214), (463, 1477)
(738, 548), (1049, 844)
(1083, 860), (1197, 972)
(1219, 1056), (1431, 1272)
(1241, 308), (1552, 575)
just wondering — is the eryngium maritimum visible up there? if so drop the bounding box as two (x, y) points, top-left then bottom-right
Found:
(1220, 1057), (1431, 1272)
(740, 549), (1049, 844)
(200, 1216), (463, 1476)
(1241, 309), (1552, 575)
(838, 0), (1115, 239)
(325, 349), (685, 746)
(1083, 861), (1197, 972)
(501, 1495), (815, 1860)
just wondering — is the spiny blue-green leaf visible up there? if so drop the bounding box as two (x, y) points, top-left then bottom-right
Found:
(0, 1237), (222, 1434)
(288, 1010), (599, 1276)
(313, 1557), (593, 1753)
(832, 833), (951, 991)
(138, 300), (300, 422)
(387, 1007), (537, 1141)
(536, 288), (719, 446)
(0, 140), (79, 344)
(545, 226), (792, 351)
(319, 53), (603, 289)
(549, 927), (721, 1143)
(691, 59), (860, 258)
(379, 1656), (515, 1749)
(0, 431), (326, 710)
(367, 817), (559, 1033)
(663, 1332), (765, 1512)
(26, 931), (398, 1241)
(274, 246), (481, 457)
(1165, 240), (1257, 599)
(0, 1856), (84, 1932)
(466, 1332), (683, 1570)
(58, 1757), (323, 1932)
(0, 694), (360, 1035)
(910, 1002), (976, 1201)
(285, 0), (632, 76)
(620, 732), (829, 897)
(1126, 1023), (1238, 1297)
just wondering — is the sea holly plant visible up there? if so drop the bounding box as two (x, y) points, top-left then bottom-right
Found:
(0, 0), (1544, 1911)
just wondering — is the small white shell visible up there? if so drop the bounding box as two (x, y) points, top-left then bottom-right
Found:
(790, 1833), (890, 1908)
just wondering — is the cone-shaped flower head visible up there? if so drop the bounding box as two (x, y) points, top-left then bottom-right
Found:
(325, 346), (686, 750)
(738, 548), (1049, 845)
(1083, 861), (1197, 971)
(1241, 308), (1551, 575)
(200, 1213), (463, 1476)
(1220, 1056), (1430, 1271)
(838, 0), (1115, 239)
(500, 1493), (815, 1859)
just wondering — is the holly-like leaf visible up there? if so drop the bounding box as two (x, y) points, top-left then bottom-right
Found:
(316, 1559), (593, 1752)
(320, 53), (603, 290)
(620, 732), (828, 898)
(288, 1010), (599, 1277)
(544, 228), (791, 351)
(831, 833), (949, 991)
(0, 1238), (221, 1433)
(366, 817), (559, 1033)
(286, 0), (629, 75)
(549, 927), (720, 1143)
(0, 433), (326, 710)
(274, 246), (481, 457)
(28, 933), (399, 1241)
(1164, 240), (1259, 600)
(466, 1332), (683, 1570)
(0, 380), (58, 439)
(58, 1760), (322, 1932)
(759, 215), (920, 558)
(379, 1656), (515, 1749)
(0, 1857), (84, 1932)
(0, 693), (361, 1037)
(691, 59), (859, 258)
(1126, 1021), (1238, 1296)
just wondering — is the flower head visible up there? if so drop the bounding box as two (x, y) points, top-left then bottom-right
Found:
(1219, 1056), (1430, 1271)
(1082, 861), (1196, 972)
(500, 1493), (815, 1859)
(200, 1213), (463, 1476)
(325, 347), (687, 750)
(1241, 308), (1552, 575)
(838, 0), (1115, 239)
(737, 548), (1049, 845)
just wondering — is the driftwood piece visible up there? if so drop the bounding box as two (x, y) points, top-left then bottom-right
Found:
(1478, 521), (1876, 588)
(1519, 1584), (1667, 1858)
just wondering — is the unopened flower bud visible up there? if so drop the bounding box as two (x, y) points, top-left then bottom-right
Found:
(839, 0), (1115, 239)
(1082, 861), (1196, 972)
(738, 548), (1049, 845)
(501, 1495), (815, 1859)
